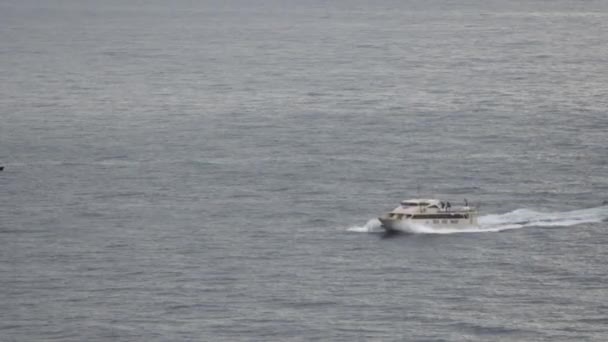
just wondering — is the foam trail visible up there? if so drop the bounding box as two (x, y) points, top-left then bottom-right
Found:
(348, 206), (608, 234)
(479, 207), (608, 231)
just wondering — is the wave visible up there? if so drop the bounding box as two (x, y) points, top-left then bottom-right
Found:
(347, 206), (608, 235)
(347, 218), (384, 233)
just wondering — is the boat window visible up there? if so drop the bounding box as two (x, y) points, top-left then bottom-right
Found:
(410, 213), (468, 219)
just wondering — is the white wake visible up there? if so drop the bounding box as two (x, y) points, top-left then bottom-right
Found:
(347, 206), (608, 234)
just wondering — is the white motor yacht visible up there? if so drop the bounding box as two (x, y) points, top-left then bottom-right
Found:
(378, 198), (478, 232)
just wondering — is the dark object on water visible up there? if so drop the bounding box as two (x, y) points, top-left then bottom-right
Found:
(0, 166), (4, 171)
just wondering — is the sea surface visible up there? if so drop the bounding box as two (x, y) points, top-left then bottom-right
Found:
(2, 1), (608, 341)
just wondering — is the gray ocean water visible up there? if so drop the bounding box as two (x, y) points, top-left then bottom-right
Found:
(2, 1), (608, 341)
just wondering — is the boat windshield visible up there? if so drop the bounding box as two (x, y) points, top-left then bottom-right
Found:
(401, 202), (429, 207)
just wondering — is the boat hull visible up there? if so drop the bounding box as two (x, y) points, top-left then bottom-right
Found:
(378, 216), (477, 232)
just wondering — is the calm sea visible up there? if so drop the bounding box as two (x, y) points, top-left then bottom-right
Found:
(2, 1), (608, 341)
